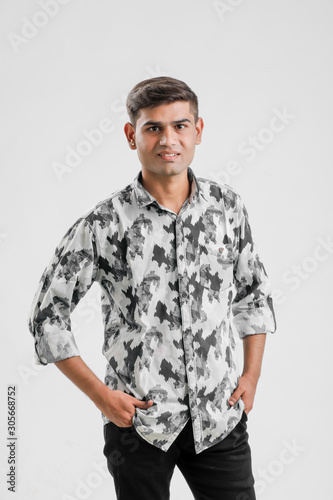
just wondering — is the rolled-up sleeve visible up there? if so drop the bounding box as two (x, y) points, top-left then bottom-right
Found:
(231, 194), (277, 338)
(28, 216), (100, 365)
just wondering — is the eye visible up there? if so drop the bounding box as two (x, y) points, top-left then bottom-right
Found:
(148, 126), (160, 132)
(176, 124), (186, 130)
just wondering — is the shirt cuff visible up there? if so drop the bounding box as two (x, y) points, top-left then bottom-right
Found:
(33, 325), (80, 365)
(232, 296), (277, 339)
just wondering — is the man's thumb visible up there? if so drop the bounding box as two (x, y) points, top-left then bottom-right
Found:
(229, 388), (241, 406)
(134, 398), (153, 409)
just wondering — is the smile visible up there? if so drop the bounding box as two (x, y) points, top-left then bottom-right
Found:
(158, 152), (180, 158)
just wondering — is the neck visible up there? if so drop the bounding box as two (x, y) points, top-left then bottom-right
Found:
(140, 167), (191, 215)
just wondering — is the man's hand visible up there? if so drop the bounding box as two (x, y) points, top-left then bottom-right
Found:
(228, 373), (258, 415)
(54, 356), (153, 427)
(95, 387), (153, 427)
(228, 333), (267, 415)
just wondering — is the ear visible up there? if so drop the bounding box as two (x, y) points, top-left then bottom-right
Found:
(124, 122), (136, 149)
(195, 117), (204, 145)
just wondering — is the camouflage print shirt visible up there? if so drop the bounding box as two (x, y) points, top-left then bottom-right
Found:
(28, 166), (277, 454)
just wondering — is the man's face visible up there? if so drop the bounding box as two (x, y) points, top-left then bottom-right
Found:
(125, 101), (204, 177)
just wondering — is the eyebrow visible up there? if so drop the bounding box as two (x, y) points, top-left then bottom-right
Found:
(141, 118), (192, 128)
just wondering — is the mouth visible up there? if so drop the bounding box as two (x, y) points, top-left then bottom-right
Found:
(157, 152), (180, 160)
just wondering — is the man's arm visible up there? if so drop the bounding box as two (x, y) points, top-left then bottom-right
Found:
(228, 333), (266, 414)
(54, 356), (153, 427)
(29, 217), (153, 426)
(228, 191), (276, 415)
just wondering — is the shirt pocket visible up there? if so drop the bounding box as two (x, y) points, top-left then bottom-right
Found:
(199, 242), (233, 292)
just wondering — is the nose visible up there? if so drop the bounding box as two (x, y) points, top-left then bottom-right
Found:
(160, 126), (176, 146)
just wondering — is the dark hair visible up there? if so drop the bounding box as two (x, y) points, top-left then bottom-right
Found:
(126, 76), (199, 128)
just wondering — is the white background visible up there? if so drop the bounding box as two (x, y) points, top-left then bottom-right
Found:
(1, 0), (332, 498)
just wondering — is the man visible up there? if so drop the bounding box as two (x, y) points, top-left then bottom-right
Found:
(28, 76), (277, 499)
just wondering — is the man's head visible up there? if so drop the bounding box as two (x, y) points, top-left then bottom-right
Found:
(124, 77), (203, 178)
(126, 76), (199, 129)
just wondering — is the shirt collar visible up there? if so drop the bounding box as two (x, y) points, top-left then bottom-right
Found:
(133, 166), (207, 209)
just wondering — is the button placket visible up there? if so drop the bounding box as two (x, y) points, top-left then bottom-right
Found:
(176, 218), (186, 304)
(175, 214), (201, 445)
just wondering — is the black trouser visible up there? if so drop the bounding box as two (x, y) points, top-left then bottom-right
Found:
(103, 411), (256, 500)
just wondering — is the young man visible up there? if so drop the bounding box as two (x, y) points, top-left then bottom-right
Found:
(28, 76), (277, 499)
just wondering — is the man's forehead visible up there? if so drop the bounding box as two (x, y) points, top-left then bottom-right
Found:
(136, 101), (195, 124)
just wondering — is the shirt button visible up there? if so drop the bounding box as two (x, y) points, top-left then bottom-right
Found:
(188, 366), (193, 372)
(181, 291), (187, 298)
